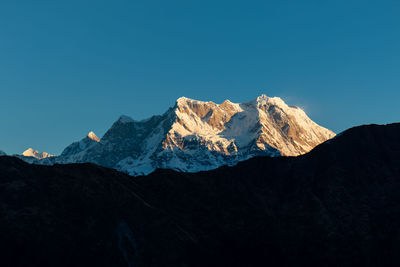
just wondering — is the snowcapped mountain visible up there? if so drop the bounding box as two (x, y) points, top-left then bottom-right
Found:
(22, 148), (54, 160)
(59, 131), (101, 162)
(32, 94), (334, 176)
(0, 150), (6, 156)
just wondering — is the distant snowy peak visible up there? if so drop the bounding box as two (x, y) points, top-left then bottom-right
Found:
(0, 150), (6, 156)
(22, 148), (54, 160)
(87, 131), (100, 142)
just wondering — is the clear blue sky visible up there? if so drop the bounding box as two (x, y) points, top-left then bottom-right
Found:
(0, 0), (399, 155)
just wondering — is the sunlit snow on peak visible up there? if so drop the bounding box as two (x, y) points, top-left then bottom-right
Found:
(176, 96), (215, 105)
(87, 131), (100, 142)
(22, 148), (54, 160)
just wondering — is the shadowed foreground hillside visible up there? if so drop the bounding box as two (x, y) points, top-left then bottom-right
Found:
(0, 123), (400, 267)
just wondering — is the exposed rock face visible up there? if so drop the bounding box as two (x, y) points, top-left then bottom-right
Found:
(31, 95), (334, 175)
(0, 123), (399, 267)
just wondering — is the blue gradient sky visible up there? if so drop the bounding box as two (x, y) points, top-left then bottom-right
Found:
(0, 0), (399, 154)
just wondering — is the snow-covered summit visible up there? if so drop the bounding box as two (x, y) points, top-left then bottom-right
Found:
(22, 148), (54, 160)
(20, 94), (335, 176)
(0, 150), (6, 156)
(256, 94), (287, 107)
(88, 131), (100, 142)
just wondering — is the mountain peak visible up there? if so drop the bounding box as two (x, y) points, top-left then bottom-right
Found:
(255, 94), (287, 108)
(176, 96), (200, 102)
(176, 96), (191, 102)
(22, 148), (54, 160)
(256, 94), (269, 101)
(87, 131), (100, 142)
(176, 96), (214, 105)
(117, 115), (134, 124)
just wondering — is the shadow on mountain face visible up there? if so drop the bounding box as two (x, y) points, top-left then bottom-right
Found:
(0, 123), (400, 267)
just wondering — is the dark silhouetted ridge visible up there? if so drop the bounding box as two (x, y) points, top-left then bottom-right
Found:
(0, 123), (400, 267)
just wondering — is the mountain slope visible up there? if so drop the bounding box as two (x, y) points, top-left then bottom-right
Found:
(41, 94), (334, 175)
(0, 123), (399, 267)
(59, 131), (101, 162)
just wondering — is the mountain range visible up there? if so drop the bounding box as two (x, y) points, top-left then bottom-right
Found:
(15, 94), (335, 175)
(1, 123), (399, 266)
